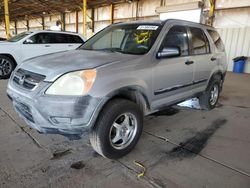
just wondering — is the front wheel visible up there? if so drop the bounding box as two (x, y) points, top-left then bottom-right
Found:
(199, 76), (221, 110)
(0, 55), (15, 79)
(90, 99), (143, 159)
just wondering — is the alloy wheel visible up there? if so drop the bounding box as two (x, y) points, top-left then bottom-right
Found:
(0, 58), (12, 76)
(109, 113), (138, 150)
(210, 84), (219, 106)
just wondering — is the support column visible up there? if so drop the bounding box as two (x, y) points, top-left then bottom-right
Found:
(136, 0), (139, 20)
(160, 0), (165, 6)
(208, 0), (216, 26)
(4, 0), (11, 39)
(110, 4), (114, 24)
(42, 17), (45, 30)
(83, 0), (87, 37)
(76, 11), (79, 33)
(61, 13), (66, 31)
(91, 8), (95, 33)
(14, 21), (17, 35)
(26, 20), (29, 31)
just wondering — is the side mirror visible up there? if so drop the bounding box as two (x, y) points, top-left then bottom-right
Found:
(157, 47), (180, 59)
(23, 38), (34, 44)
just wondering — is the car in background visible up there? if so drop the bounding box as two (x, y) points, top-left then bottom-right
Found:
(0, 30), (85, 79)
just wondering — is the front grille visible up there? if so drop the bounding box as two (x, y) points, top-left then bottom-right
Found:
(13, 69), (46, 90)
(15, 102), (34, 123)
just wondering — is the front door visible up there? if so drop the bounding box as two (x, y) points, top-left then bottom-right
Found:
(152, 25), (194, 109)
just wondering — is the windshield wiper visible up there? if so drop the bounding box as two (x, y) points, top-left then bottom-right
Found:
(95, 48), (124, 54)
(81, 48), (141, 55)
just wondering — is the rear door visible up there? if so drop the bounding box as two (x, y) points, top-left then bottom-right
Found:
(188, 27), (215, 93)
(207, 29), (227, 71)
(152, 25), (194, 109)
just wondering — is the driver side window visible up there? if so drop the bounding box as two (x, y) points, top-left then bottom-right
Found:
(161, 26), (189, 57)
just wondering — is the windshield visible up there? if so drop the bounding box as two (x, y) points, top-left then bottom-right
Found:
(8, 32), (33, 42)
(80, 24), (162, 55)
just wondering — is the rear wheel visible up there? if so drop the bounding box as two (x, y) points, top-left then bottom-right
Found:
(199, 76), (221, 110)
(90, 99), (143, 159)
(0, 55), (15, 79)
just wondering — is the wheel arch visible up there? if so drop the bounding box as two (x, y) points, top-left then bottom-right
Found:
(207, 70), (226, 91)
(208, 70), (226, 84)
(0, 53), (17, 67)
(211, 70), (225, 80)
(104, 86), (151, 115)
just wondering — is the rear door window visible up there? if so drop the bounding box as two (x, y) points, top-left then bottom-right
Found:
(190, 27), (210, 55)
(207, 30), (225, 52)
(68, 35), (84, 43)
(49, 33), (68, 43)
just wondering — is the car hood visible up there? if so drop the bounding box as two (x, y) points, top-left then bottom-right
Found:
(19, 49), (139, 82)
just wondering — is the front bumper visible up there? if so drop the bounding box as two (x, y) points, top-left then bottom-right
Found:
(7, 83), (104, 138)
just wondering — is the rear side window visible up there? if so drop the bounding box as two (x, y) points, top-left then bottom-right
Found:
(68, 35), (84, 43)
(207, 30), (225, 52)
(190, 27), (210, 55)
(161, 25), (189, 56)
(50, 33), (68, 43)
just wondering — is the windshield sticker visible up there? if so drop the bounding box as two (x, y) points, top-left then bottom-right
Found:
(137, 25), (159, 30)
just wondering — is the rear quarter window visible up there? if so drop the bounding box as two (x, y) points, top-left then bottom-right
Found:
(207, 30), (225, 52)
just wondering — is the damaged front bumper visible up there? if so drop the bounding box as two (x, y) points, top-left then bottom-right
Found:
(7, 81), (105, 138)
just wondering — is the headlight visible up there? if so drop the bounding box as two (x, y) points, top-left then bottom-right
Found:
(46, 69), (96, 96)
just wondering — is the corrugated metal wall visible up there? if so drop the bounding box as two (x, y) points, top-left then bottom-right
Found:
(217, 27), (250, 73)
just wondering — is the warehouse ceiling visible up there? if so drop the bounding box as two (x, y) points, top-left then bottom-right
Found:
(0, 0), (131, 22)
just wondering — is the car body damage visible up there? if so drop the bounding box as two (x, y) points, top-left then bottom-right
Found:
(7, 79), (106, 137)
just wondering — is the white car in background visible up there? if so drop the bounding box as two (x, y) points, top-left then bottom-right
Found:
(0, 30), (85, 79)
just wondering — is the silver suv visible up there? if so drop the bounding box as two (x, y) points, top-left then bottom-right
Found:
(7, 19), (227, 159)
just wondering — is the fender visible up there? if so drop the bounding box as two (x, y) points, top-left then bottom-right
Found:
(104, 86), (151, 115)
(207, 70), (226, 91)
(0, 53), (18, 66)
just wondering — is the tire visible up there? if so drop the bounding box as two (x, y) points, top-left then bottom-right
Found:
(0, 55), (15, 79)
(199, 76), (221, 110)
(90, 98), (143, 159)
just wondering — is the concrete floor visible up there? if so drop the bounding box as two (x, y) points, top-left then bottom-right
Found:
(0, 72), (250, 188)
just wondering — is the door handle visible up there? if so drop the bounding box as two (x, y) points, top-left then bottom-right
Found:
(45, 45), (51, 47)
(211, 57), (217, 61)
(68, 44), (74, 47)
(185, 60), (194, 65)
